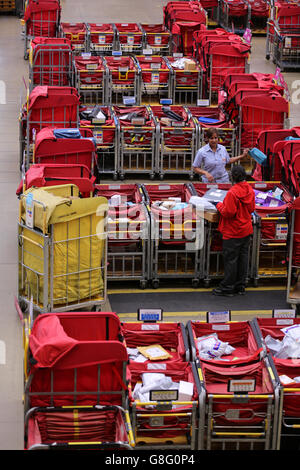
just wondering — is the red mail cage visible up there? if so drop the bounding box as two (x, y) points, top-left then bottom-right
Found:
(79, 105), (118, 179)
(73, 55), (108, 105)
(87, 23), (117, 55)
(19, 85), (80, 172)
(150, 105), (197, 179)
(128, 361), (201, 449)
(253, 316), (300, 449)
(248, 181), (294, 286)
(135, 55), (173, 103)
(23, 0), (61, 60)
(142, 182), (204, 288)
(94, 183), (151, 288)
(32, 127), (97, 174)
(197, 356), (281, 450)
(187, 319), (262, 365)
(112, 105), (158, 179)
(114, 23), (144, 54)
(23, 311), (134, 449)
(218, 0), (251, 33)
(16, 163), (96, 198)
(60, 22), (88, 54)
(166, 56), (202, 105)
(29, 37), (73, 90)
(121, 321), (191, 363)
(105, 55), (140, 105)
(140, 23), (172, 55)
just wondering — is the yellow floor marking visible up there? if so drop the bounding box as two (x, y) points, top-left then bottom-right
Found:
(108, 286), (286, 294)
(117, 310), (273, 319)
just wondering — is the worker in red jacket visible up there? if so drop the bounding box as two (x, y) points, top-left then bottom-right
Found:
(212, 165), (255, 297)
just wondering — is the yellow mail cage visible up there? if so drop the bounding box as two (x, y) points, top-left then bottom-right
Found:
(18, 184), (108, 313)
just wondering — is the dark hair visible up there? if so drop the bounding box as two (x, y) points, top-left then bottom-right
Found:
(205, 128), (219, 139)
(231, 165), (246, 183)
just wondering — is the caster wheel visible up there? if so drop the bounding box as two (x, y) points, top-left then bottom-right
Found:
(152, 279), (160, 289)
(253, 279), (258, 287)
(139, 280), (147, 289)
(149, 174), (155, 180)
(266, 54), (270, 60)
(120, 175), (125, 181)
(189, 174), (194, 181)
(192, 279), (199, 288)
(204, 280), (210, 288)
(24, 52), (29, 60)
(113, 174), (118, 181)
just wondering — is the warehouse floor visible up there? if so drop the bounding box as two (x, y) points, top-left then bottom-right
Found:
(0, 0), (299, 451)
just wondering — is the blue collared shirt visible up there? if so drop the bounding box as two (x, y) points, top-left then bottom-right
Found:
(192, 143), (230, 183)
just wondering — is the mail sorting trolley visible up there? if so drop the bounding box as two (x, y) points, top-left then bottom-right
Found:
(142, 183), (205, 288)
(286, 197), (300, 312)
(79, 105), (118, 180)
(128, 361), (201, 449)
(253, 316), (300, 450)
(59, 22), (88, 55)
(18, 184), (108, 313)
(19, 85), (80, 172)
(28, 37), (73, 90)
(135, 55), (173, 104)
(23, 312), (134, 449)
(112, 105), (158, 180)
(218, 0), (251, 34)
(114, 23), (144, 55)
(187, 105), (238, 159)
(105, 55), (140, 105)
(187, 317), (263, 365)
(16, 163), (96, 199)
(188, 182), (258, 287)
(166, 56), (202, 105)
(73, 55), (108, 105)
(31, 127), (97, 176)
(150, 105), (198, 179)
(196, 355), (281, 450)
(266, 1), (300, 70)
(139, 23), (172, 55)
(23, 0), (61, 60)
(121, 317), (191, 363)
(249, 181), (294, 286)
(94, 183), (151, 288)
(87, 23), (117, 55)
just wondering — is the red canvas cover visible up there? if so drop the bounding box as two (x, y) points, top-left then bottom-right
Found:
(33, 127), (96, 170)
(60, 22), (87, 48)
(16, 163), (96, 197)
(74, 56), (105, 86)
(114, 23), (143, 45)
(137, 56), (170, 84)
(88, 23), (115, 46)
(141, 23), (171, 47)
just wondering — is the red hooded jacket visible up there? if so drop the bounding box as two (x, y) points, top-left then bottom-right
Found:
(216, 181), (255, 239)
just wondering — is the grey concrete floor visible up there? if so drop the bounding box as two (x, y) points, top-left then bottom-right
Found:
(0, 0), (299, 450)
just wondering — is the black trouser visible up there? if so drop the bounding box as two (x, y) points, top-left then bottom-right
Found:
(219, 235), (251, 292)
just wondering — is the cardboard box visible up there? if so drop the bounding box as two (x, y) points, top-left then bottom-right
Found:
(184, 59), (196, 71)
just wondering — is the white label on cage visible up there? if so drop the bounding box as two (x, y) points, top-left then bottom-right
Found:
(141, 324), (160, 330)
(25, 194), (34, 228)
(274, 309), (296, 319)
(81, 52), (91, 59)
(86, 63), (98, 70)
(155, 35), (162, 45)
(197, 99), (210, 106)
(276, 319), (294, 325)
(151, 62), (161, 69)
(254, 183), (267, 188)
(147, 363), (167, 370)
(99, 35), (106, 44)
(152, 72), (159, 84)
(207, 311), (230, 323)
(212, 324), (230, 331)
(95, 130), (103, 144)
(127, 35), (134, 45)
(149, 416), (164, 427)
(276, 223), (288, 239)
(285, 37), (292, 48)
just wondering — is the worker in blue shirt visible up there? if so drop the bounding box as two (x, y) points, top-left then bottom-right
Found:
(192, 128), (249, 183)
